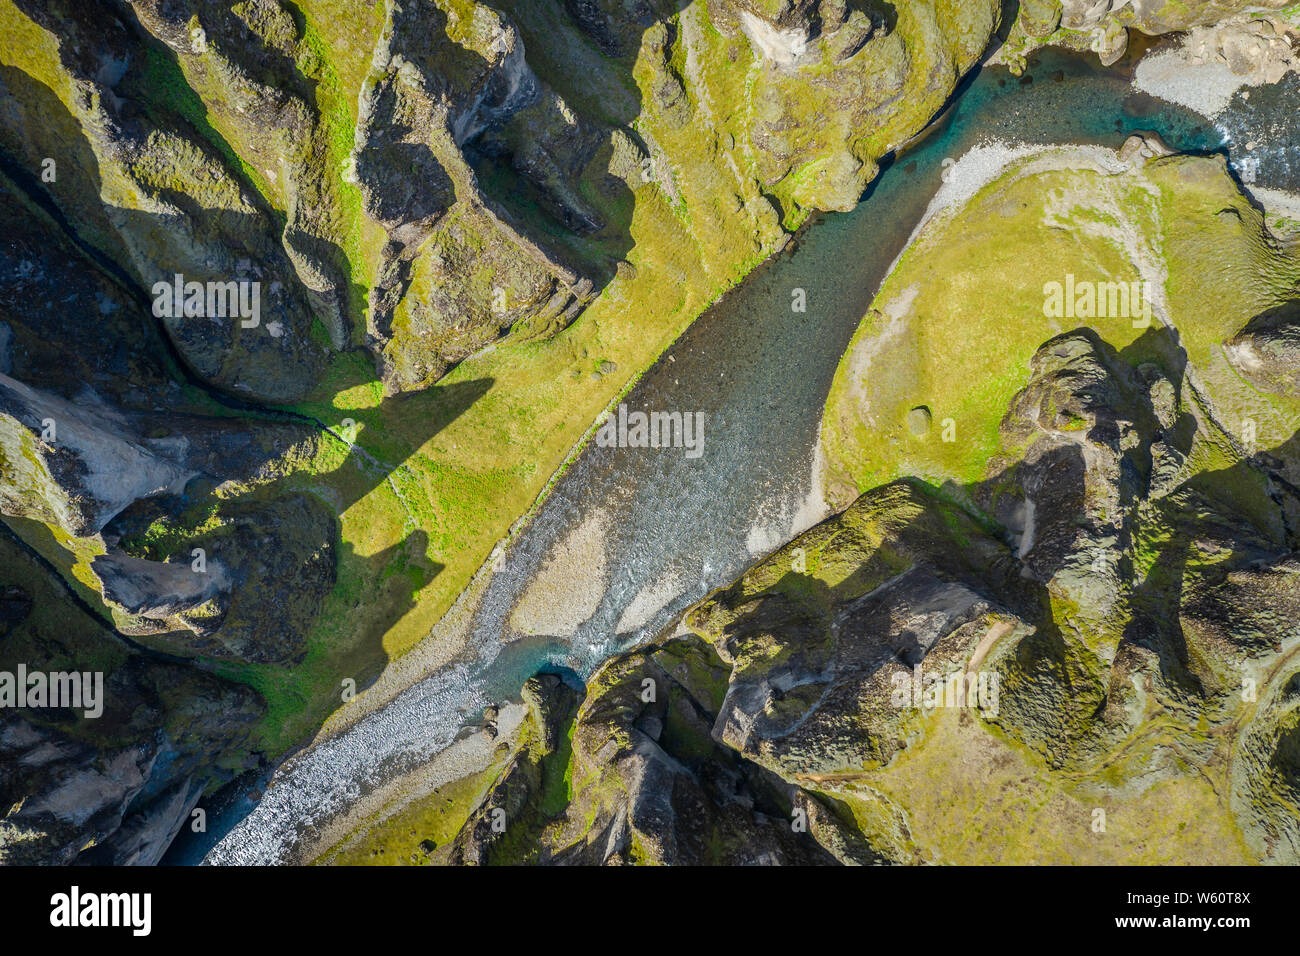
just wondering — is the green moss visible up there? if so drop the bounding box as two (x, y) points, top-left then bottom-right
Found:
(319, 760), (507, 866)
(822, 152), (1300, 498)
(134, 44), (277, 213)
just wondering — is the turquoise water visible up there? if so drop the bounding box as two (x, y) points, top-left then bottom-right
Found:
(187, 48), (1293, 864)
(457, 47), (1234, 696)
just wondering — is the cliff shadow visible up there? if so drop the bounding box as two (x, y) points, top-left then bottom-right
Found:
(0, 64), (497, 785)
(462, 0), (694, 292)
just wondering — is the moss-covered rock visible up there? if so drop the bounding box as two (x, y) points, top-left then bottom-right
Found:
(0, 533), (264, 865)
(999, 0), (1297, 71)
(0, 0), (330, 404)
(444, 639), (847, 864)
(127, 0), (357, 349)
(790, 141), (1300, 860)
(97, 492), (337, 665)
(714, 0), (1002, 215)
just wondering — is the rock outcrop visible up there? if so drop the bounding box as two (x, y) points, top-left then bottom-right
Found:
(352, 0), (601, 394)
(0, 0), (330, 404)
(0, 533), (264, 865)
(428, 319), (1300, 864)
(441, 641), (885, 864)
(1007, 0), (1299, 69)
(1177, 14), (1300, 85)
(97, 492), (337, 665)
(711, 0), (1002, 212)
(125, 0), (357, 350)
(0, 172), (335, 662)
(1226, 300), (1300, 395)
(804, 143), (1300, 861)
(0, 121), (336, 860)
(2, 0), (1012, 401)
(0, 373), (195, 537)
(1058, 0), (1292, 36)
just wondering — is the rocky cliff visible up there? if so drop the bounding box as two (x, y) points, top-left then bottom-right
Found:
(0, 0), (1017, 864)
(334, 139), (1300, 865)
(4, 0), (1297, 866)
(1006, 0), (1299, 68)
(0, 530), (263, 865)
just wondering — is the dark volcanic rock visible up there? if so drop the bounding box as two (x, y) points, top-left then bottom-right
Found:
(0, 534), (264, 865)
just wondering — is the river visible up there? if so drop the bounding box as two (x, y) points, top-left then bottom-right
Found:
(188, 45), (1298, 864)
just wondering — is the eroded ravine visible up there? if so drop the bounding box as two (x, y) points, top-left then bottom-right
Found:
(196, 48), (1298, 864)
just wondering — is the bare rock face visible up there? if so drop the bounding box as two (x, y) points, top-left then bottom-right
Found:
(548, 641), (842, 865)
(90, 552), (233, 635)
(732, 0), (831, 66)
(688, 477), (1032, 774)
(1181, 556), (1300, 672)
(0, 154), (329, 862)
(560, 0), (668, 56)
(353, 0), (601, 394)
(0, 174), (177, 409)
(1233, 651), (1300, 863)
(0, 687), (261, 866)
(1059, 0), (1293, 35)
(723, 564), (1010, 770)
(0, 374), (194, 537)
(1182, 15), (1300, 84)
(0, 378), (332, 667)
(0, 537), (264, 866)
(964, 332), (1170, 759)
(980, 331), (1159, 609)
(1020, 0), (1064, 38)
(0, 165), (335, 667)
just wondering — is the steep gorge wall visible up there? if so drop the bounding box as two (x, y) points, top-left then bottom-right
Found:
(0, 0), (1010, 864)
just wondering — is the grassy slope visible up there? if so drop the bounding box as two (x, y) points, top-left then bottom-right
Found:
(821, 150), (1300, 501)
(317, 758), (508, 865)
(805, 147), (1300, 861)
(0, 0), (1000, 761)
(844, 705), (1254, 864)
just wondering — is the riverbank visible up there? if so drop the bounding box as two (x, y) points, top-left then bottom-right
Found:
(201, 22), (1300, 863)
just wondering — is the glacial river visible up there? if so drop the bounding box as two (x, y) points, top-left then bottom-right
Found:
(190, 47), (1298, 864)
